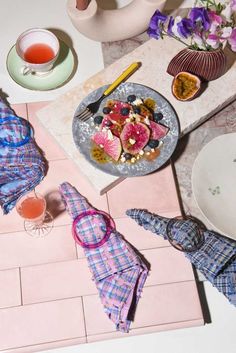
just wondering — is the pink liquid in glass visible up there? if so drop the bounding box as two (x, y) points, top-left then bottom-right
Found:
(18, 197), (45, 220)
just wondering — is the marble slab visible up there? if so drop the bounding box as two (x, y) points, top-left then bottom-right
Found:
(36, 37), (236, 194)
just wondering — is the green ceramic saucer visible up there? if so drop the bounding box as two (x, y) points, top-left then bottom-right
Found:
(6, 40), (75, 91)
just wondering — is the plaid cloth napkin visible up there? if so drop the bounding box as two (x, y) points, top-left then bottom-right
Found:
(59, 182), (148, 332)
(127, 209), (236, 306)
(0, 98), (46, 214)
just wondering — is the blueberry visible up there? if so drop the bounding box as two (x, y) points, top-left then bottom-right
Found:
(153, 112), (163, 122)
(124, 153), (132, 160)
(127, 95), (136, 103)
(93, 115), (103, 125)
(103, 107), (111, 114)
(120, 107), (130, 116)
(148, 139), (159, 148)
(133, 106), (141, 114)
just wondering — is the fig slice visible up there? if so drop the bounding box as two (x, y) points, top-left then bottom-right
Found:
(91, 130), (122, 161)
(120, 122), (150, 155)
(172, 71), (201, 101)
(101, 115), (124, 137)
(149, 120), (169, 140)
(101, 100), (132, 137)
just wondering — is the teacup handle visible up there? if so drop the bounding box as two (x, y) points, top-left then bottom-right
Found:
(21, 66), (34, 75)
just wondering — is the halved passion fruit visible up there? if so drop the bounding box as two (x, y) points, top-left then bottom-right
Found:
(172, 72), (201, 101)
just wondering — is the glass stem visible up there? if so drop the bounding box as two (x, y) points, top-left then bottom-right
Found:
(33, 189), (38, 199)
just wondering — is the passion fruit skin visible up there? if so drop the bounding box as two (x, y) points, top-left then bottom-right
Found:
(171, 71), (201, 101)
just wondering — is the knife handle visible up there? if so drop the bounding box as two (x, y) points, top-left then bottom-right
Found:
(103, 62), (141, 96)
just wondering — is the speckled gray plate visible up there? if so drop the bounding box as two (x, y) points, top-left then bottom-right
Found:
(72, 82), (179, 177)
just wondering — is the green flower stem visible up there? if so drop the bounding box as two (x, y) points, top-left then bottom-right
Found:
(163, 31), (189, 47)
(198, 0), (217, 8)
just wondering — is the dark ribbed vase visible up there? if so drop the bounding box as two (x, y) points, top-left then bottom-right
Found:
(167, 48), (227, 81)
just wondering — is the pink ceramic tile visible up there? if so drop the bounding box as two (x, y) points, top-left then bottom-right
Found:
(107, 164), (180, 218)
(0, 298), (85, 351)
(132, 282), (203, 329)
(76, 244), (86, 259)
(37, 159), (108, 227)
(115, 217), (169, 250)
(0, 206), (25, 234)
(142, 248), (194, 286)
(83, 281), (203, 336)
(12, 103), (28, 120)
(20, 248), (193, 305)
(0, 225), (77, 270)
(83, 293), (122, 335)
(87, 319), (204, 343)
(0, 269), (21, 308)
(21, 259), (96, 304)
(4, 337), (87, 353)
(27, 102), (67, 161)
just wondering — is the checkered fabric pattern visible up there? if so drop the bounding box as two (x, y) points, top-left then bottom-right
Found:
(59, 182), (148, 332)
(127, 208), (236, 306)
(0, 99), (46, 214)
(125, 209), (170, 238)
(167, 218), (202, 251)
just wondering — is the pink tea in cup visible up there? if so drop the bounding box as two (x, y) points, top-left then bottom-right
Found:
(16, 28), (60, 75)
(24, 43), (55, 64)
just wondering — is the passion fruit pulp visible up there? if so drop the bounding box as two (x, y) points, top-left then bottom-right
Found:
(172, 71), (201, 101)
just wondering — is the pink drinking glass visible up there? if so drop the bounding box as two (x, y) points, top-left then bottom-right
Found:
(16, 191), (53, 237)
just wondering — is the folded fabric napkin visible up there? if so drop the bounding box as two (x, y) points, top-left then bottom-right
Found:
(0, 98), (46, 214)
(127, 209), (236, 306)
(59, 182), (148, 332)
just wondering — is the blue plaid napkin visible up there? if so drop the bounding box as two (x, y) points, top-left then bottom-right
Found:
(0, 98), (46, 214)
(126, 209), (236, 306)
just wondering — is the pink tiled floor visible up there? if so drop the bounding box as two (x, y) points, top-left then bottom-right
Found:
(0, 102), (204, 352)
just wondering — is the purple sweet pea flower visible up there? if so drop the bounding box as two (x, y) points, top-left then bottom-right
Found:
(208, 11), (222, 25)
(208, 10), (223, 33)
(147, 4), (235, 52)
(177, 18), (193, 38)
(189, 7), (211, 31)
(147, 10), (168, 39)
(206, 33), (221, 49)
(147, 27), (160, 40)
(192, 33), (205, 49)
(149, 10), (168, 29)
(167, 16), (175, 35)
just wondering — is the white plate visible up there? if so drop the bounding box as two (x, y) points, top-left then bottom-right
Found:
(192, 133), (236, 240)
